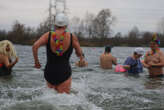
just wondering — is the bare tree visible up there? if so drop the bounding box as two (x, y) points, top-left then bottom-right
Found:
(8, 21), (26, 42)
(84, 12), (95, 38)
(141, 32), (152, 45)
(127, 26), (140, 46)
(93, 9), (115, 39)
(128, 26), (139, 38)
(36, 18), (51, 37)
(69, 16), (81, 34)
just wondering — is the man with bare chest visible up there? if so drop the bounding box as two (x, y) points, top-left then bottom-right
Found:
(100, 45), (117, 69)
(143, 34), (164, 77)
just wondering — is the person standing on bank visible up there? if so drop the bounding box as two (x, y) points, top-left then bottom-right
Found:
(100, 45), (117, 69)
(142, 34), (164, 77)
(32, 13), (83, 94)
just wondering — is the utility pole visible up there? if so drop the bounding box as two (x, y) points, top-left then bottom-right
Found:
(49, 0), (67, 31)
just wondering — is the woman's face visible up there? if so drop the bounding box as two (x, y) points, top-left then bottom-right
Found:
(150, 42), (158, 50)
(134, 53), (142, 59)
(6, 44), (10, 52)
(137, 54), (142, 59)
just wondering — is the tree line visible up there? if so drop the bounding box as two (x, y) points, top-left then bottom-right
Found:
(0, 9), (164, 47)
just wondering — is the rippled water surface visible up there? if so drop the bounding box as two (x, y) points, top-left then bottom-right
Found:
(0, 45), (164, 110)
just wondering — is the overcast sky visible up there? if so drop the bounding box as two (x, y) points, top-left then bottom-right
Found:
(0, 0), (164, 34)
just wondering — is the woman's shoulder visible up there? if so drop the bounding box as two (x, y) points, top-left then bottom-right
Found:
(0, 54), (8, 62)
(65, 32), (71, 37)
(40, 32), (50, 40)
(69, 33), (78, 41)
(158, 50), (164, 55)
(127, 56), (133, 60)
(145, 50), (151, 56)
(0, 54), (7, 58)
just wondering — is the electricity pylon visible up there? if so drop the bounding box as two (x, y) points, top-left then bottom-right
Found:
(49, 0), (67, 30)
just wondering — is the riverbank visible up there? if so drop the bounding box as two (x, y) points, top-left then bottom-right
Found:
(1, 36), (164, 47)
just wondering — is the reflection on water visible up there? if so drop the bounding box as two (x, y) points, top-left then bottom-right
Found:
(144, 77), (164, 90)
(0, 45), (164, 110)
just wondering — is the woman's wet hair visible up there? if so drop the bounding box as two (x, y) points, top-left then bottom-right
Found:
(134, 52), (138, 55)
(82, 53), (85, 57)
(0, 40), (17, 58)
(105, 45), (111, 53)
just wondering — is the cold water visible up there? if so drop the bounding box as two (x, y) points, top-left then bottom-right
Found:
(0, 45), (164, 110)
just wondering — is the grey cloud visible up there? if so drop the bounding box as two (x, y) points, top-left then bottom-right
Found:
(0, 0), (164, 33)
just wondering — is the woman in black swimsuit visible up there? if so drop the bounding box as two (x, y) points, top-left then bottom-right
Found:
(32, 13), (83, 94)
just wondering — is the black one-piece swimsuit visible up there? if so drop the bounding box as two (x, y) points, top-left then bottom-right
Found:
(44, 32), (73, 85)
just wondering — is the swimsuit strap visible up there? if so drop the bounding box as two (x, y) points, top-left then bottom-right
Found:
(0, 64), (3, 68)
(51, 31), (66, 56)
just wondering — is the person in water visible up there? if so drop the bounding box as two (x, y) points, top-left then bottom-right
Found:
(0, 40), (18, 76)
(75, 53), (88, 67)
(123, 47), (144, 75)
(142, 34), (164, 77)
(32, 13), (84, 94)
(100, 45), (117, 69)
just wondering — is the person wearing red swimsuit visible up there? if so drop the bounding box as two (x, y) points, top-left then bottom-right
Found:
(0, 40), (18, 76)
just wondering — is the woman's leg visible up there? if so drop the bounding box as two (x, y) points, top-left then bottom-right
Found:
(47, 81), (56, 89)
(56, 77), (72, 94)
(46, 77), (72, 94)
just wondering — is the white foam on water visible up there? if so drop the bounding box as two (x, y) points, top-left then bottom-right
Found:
(0, 85), (47, 109)
(0, 71), (103, 110)
(29, 74), (103, 110)
(0, 98), (32, 109)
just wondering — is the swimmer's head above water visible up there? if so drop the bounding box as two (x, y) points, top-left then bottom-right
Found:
(0, 40), (17, 59)
(151, 33), (160, 46)
(105, 45), (112, 53)
(150, 33), (160, 50)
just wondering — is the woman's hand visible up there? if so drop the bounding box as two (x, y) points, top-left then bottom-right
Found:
(15, 57), (19, 63)
(5, 57), (19, 69)
(80, 56), (84, 62)
(144, 64), (151, 68)
(34, 61), (41, 69)
(142, 60), (151, 68)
